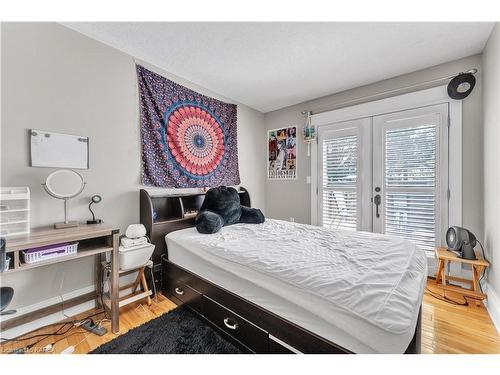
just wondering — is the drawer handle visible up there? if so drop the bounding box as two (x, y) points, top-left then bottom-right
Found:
(223, 317), (238, 330)
(175, 287), (185, 296)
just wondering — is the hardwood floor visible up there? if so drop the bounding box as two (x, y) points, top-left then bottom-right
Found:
(1, 280), (499, 354)
(0, 294), (177, 354)
(423, 281), (500, 353)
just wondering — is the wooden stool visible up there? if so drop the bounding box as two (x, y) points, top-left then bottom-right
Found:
(101, 260), (153, 308)
(434, 247), (490, 306)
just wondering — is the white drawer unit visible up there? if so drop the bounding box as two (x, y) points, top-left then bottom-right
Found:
(0, 187), (31, 237)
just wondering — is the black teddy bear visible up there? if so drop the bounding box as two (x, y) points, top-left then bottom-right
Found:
(195, 186), (265, 234)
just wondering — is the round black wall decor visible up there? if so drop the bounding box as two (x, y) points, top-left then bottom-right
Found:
(447, 73), (476, 99)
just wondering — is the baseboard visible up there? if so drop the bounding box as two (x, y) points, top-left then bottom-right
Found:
(0, 271), (141, 340)
(485, 283), (500, 334)
(0, 285), (96, 339)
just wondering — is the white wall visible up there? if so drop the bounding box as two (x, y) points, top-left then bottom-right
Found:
(0, 22), (265, 335)
(483, 23), (500, 331)
(264, 54), (484, 239)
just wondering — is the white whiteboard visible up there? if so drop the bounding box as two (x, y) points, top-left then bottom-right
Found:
(30, 129), (89, 169)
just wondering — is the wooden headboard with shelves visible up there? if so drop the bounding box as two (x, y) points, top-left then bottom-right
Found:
(139, 187), (251, 264)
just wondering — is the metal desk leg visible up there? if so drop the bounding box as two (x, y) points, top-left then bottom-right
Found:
(110, 231), (120, 333)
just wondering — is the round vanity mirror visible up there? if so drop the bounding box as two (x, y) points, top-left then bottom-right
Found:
(44, 169), (85, 199)
(43, 169), (86, 228)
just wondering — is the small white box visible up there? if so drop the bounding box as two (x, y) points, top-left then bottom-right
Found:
(119, 243), (155, 272)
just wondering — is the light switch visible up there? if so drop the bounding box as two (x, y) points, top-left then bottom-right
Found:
(306, 176), (311, 184)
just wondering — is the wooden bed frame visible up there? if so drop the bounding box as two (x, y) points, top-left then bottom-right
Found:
(141, 188), (422, 353)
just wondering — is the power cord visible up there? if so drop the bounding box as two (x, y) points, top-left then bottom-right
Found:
(0, 310), (106, 345)
(60, 318), (110, 353)
(148, 262), (158, 304)
(476, 240), (489, 294)
(100, 262), (112, 319)
(58, 270), (71, 320)
(23, 322), (75, 352)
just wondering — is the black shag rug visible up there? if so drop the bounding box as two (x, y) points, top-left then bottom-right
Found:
(90, 306), (242, 354)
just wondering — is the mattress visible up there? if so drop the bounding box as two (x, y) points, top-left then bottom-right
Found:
(166, 219), (427, 353)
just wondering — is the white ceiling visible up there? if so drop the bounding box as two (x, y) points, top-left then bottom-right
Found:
(62, 22), (494, 113)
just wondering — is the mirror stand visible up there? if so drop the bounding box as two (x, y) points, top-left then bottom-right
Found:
(54, 198), (78, 229)
(42, 169), (86, 229)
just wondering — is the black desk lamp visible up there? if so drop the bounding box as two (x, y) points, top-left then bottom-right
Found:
(87, 195), (103, 224)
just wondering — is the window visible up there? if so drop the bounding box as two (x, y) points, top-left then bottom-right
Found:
(383, 125), (438, 251)
(321, 133), (358, 230)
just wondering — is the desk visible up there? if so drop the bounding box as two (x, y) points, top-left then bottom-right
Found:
(1, 224), (120, 333)
(435, 247), (490, 306)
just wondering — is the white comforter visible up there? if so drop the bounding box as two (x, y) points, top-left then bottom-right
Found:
(168, 219), (427, 335)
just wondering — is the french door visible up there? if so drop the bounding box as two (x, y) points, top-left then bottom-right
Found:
(318, 104), (449, 254)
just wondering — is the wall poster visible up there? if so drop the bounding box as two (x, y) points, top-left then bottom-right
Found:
(268, 126), (297, 180)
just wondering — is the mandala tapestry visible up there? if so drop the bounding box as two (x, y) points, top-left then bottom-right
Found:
(137, 65), (240, 188)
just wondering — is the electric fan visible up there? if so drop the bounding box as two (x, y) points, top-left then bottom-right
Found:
(446, 226), (477, 260)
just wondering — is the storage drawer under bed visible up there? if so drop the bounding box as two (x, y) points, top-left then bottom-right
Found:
(202, 295), (269, 353)
(161, 260), (335, 353)
(164, 277), (203, 313)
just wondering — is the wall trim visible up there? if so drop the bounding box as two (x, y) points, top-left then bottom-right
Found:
(485, 284), (500, 334)
(0, 285), (96, 339)
(1, 272), (141, 339)
(313, 85), (456, 126)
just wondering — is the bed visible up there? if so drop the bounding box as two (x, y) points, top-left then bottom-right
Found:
(162, 219), (427, 354)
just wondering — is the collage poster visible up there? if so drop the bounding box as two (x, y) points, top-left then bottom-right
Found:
(268, 126), (297, 180)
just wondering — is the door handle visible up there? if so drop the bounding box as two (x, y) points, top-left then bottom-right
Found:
(374, 194), (381, 218)
(175, 287), (185, 296)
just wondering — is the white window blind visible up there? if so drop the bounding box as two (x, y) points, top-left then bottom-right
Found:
(321, 134), (358, 230)
(384, 125), (437, 251)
